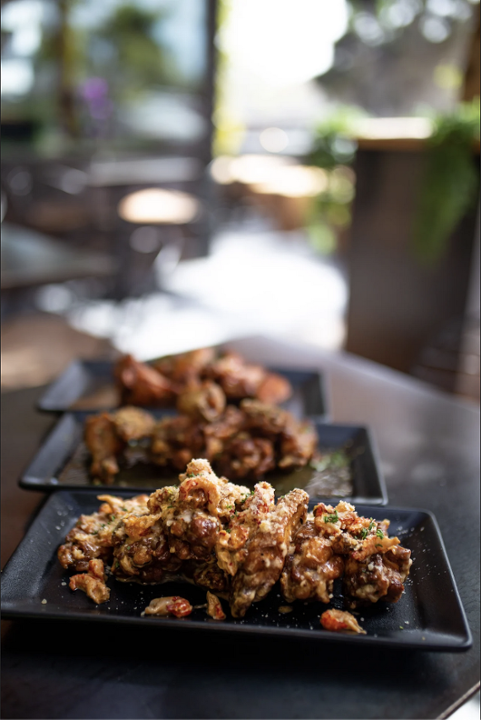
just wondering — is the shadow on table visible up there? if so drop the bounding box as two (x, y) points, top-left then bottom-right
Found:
(1, 618), (453, 720)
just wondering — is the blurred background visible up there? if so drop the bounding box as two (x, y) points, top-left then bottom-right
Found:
(1, 0), (480, 402)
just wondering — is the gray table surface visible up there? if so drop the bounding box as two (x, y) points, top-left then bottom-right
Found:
(1, 334), (479, 719)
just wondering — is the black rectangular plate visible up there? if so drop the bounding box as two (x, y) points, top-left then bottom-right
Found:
(20, 417), (387, 504)
(1, 491), (472, 651)
(36, 359), (329, 419)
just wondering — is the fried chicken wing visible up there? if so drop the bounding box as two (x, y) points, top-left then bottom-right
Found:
(256, 372), (292, 404)
(115, 348), (292, 410)
(84, 413), (124, 484)
(58, 494), (149, 572)
(343, 546), (412, 606)
(148, 459), (249, 565)
(184, 557), (230, 594)
(205, 352), (266, 399)
(176, 381), (226, 422)
(59, 460), (412, 620)
(153, 348), (216, 384)
(114, 354), (178, 406)
(280, 517), (344, 604)
(216, 434), (276, 480)
(110, 406), (156, 442)
(228, 488), (309, 618)
(278, 422), (318, 470)
(240, 399), (291, 435)
(150, 415), (206, 470)
(112, 525), (181, 583)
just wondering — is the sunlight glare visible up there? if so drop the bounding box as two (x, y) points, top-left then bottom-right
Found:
(219, 0), (349, 86)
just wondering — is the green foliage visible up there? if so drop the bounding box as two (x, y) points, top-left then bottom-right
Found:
(412, 99), (480, 264)
(94, 3), (172, 97)
(306, 106), (364, 254)
(308, 105), (366, 170)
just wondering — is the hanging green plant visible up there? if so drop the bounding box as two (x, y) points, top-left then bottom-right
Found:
(412, 99), (480, 264)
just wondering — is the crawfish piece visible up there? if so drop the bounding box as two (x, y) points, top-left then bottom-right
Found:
(206, 591), (226, 620)
(69, 559), (110, 604)
(143, 596), (193, 618)
(320, 608), (366, 635)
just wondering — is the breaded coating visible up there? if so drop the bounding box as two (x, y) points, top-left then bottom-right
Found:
(281, 516), (344, 604)
(229, 488), (309, 618)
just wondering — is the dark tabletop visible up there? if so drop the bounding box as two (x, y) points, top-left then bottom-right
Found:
(1, 335), (479, 720)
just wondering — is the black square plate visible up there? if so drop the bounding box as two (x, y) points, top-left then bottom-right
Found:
(36, 359), (329, 419)
(20, 417), (387, 504)
(1, 491), (472, 651)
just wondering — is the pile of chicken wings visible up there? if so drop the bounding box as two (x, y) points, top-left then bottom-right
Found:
(58, 458), (412, 624)
(84, 400), (318, 484)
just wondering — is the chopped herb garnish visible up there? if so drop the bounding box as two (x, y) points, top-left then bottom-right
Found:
(324, 511), (339, 524)
(110, 515), (116, 522)
(375, 543), (383, 548)
(126, 546), (131, 550)
(225, 528), (232, 534)
(359, 519), (375, 540)
(121, 507), (128, 512)
(376, 529), (384, 538)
